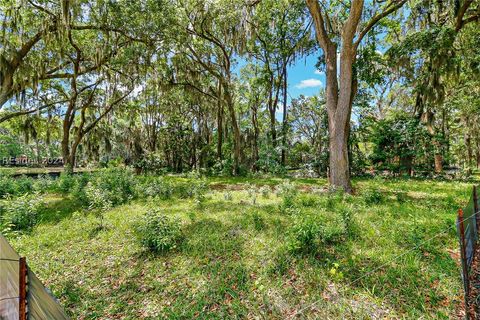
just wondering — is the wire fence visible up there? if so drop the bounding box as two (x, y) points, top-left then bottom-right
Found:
(0, 234), (69, 320)
(457, 185), (480, 320)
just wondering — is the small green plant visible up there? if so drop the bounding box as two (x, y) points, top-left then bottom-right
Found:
(223, 191), (233, 201)
(247, 184), (258, 205)
(251, 210), (265, 231)
(396, 191), (407, 203)
(286, 212), (343, 255)
(57, 173), (76, 194)
(2, 193), (43, 231)
(142, 177), (173, 200)
(299, 194), (317, 207)
(276, 181), (298, 210)
(134, 209), (184, 254)
(363, 189), (384, 205)
(85, 183), (112, 229)
(259, 186), (271, 198)
(32, 174), (54, 193)
(340, 207), (357, 239)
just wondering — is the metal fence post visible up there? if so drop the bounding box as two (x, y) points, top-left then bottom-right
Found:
(458, 209), (470, 320)
(19, 257), (27, 320)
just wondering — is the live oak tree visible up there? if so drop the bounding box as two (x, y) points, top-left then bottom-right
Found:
(305, 0), (407, 192)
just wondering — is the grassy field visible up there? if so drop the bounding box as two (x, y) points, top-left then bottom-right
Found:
(6, 176), (473, 319)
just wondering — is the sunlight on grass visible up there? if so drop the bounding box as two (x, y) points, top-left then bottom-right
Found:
(7, 177), (471, 319)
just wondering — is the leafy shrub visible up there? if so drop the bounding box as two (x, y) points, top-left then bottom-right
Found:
(325, 190), (344, 210)
(396, 191), (407, 203)
(246, 184), (258, 205)
(276, 181), (298, 209)
(363, 189), (384, 205)
(32, 175), (55, 193)
(340, 207), (358, 239)
(57, 173), (77, 194)
(0, 175), (16, 198)
(298, 194), (317, 207)
(141, 177), (173, 200)
(251, 210), (265, 231)
(85, 183), (112, 228)
(134, 209), (184, 253)
(2, 193), (44, 231)
(223, 191), (233, 201)
(70, 174), (90, 203)
(14, 176), (34, 195)
(90, 168), (135, 206)
(259, 186), (271, 198)
(286, 212), (343, 255)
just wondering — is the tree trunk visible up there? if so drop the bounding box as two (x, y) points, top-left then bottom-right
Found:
(281, 64), (288, 166)
(217, 80), (223, 161)
(328, 119), (352, 193)
(251, 104), (259, 171)
(223, 84), (241, 175)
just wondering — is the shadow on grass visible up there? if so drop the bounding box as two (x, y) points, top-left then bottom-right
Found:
(38, 196), (83, 225)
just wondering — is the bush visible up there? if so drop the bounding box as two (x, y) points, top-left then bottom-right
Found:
(246, 184), (258, 205)
(223, 191), (233, 201)
(2, 193), (44, 231)
(0, 175), (16, 198)
(140, 177), (173, 200)
(70, 174), (90, 203)
(134, 209), (184, 253)
(363, 189), (384, 205)
(14, 176), (33, 195)
(259, 186), (271, 198)
(396, 191), (407, 203)
(32, 175), (55, 193)
(251, 210), (265, 231)
(90, 168), (136, 206)
(286, 212), (343, 255)
(276, 181), (298, 210)
(340, 207), (358, 239)
(85, 182), (112, 228)
(57, 173), (77, 194)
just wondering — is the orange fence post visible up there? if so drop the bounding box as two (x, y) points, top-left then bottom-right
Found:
(19, 257), (27, 320)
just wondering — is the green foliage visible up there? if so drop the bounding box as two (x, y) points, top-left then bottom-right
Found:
(363, 189), (384, 205)
(276, 181), (298, 210)
(0, 175), (34, 198)
(85, 182), (113, 229)
(246, 183), (258, 205)
(32, 174), (55, 193)
(0, 175), (17, 198)
(286, 211), (343, 255)
(89, 168), (135, 206)
(134, 209), (184, 254)
(251, 210), (265, 231)
(57, 173), (77, 195)
(367, 112), (433, 172)
(140, 176), (173, 200)
(1, 193), (43, 231)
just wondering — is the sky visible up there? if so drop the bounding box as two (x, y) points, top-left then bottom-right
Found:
(286, 53), (325, 100)
(235, 51), (326, 106)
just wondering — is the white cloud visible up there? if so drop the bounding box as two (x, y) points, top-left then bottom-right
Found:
(295, 78), (323, 89)
(314, 70), (324, 75)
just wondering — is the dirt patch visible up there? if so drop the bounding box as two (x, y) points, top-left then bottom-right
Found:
(466, 245), (480, 319)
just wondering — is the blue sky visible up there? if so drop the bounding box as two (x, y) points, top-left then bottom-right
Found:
(236, 51), (325, 104)
(286, 53), (325, 100)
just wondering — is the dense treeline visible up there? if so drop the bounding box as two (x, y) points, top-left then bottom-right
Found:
(0, 0), (479, 192)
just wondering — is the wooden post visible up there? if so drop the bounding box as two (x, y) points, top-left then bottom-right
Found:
(19, 257), (27, 320)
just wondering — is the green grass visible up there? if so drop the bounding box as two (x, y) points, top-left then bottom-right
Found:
(7, 177), (472, 319)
